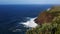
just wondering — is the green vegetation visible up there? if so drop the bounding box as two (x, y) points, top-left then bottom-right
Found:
(26, 6), (60, 34)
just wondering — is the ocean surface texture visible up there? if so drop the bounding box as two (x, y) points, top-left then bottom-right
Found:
(0, 5), (52, 34)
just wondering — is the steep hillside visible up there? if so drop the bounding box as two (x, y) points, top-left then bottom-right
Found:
(26, 6), (60, 34)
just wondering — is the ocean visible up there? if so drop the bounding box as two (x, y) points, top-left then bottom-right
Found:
(0, 5), (52, 34)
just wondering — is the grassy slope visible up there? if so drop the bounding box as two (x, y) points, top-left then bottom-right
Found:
(26, 6), (60, 34)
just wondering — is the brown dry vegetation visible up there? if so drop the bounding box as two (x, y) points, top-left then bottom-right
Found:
(34, 12), (54, 25)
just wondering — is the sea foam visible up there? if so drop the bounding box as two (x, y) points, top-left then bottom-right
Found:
(20, 17), (38, 28)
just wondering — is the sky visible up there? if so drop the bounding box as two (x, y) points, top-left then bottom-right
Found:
(0, 0), (60, 4)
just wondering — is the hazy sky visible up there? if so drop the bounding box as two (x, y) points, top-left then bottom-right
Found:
(0, 0), (60, 4)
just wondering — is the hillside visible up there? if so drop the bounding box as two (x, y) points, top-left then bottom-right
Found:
(26, 6), (60, 34)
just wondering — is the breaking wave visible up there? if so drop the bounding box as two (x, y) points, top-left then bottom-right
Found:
(20, 17), (38, 28)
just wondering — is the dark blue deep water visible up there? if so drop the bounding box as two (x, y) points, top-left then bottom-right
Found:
(0, 5), (52, 34)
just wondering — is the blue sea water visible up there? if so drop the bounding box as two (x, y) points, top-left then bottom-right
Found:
(0, 5), (52, 34)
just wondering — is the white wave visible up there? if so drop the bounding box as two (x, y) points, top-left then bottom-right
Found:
(47, 8), (51, 11)
(19, 17), (38, 28)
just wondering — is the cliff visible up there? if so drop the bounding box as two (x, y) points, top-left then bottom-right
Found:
(26, 6), (60, 34)
(34, 6), (60, 25)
